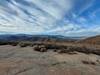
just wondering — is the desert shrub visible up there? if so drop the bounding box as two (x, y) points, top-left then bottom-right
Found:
(40, 47), (47, 52)
(96, 60), (100, 64)
(82, 60), (96, 65)
(19, 43), (26, 47)
(66, 46), (75, 52)
(76, 46), (100, 55)
(33, 45), (40, 51)
(33, 45), (47, 52)
(38, 45), (47, 52)
(46, 44), (59, 49)
(0, 41), (19, 46)
(19, 42), (30, 47)
(9, 41), (18, 46)
(67, 51), (77, 55)
(0, 41), (8, 45)
(57, 46), (79, 54)
(82, 60), (90, 64)
(92, 51), (100, 55)
(32, 42), (100, 55)
(57, 49), (67, 53)
(57, 49), (64, 53)
(69, 46), (92, 54)
(73, 46), (82, 52)
(53, 49), (58, 52)
(29, 43), (34, 47)
(45, 43), (67, 51)
(18, 41), (35, 47)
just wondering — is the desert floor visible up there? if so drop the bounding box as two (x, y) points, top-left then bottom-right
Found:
(0, 45), (100, 75)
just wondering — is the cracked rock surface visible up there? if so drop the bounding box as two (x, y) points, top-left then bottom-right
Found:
(0, 45), (100, 75)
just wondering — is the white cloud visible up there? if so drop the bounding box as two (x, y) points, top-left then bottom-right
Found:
(0, 0), (99, 36)
(0, 0), (73, 34)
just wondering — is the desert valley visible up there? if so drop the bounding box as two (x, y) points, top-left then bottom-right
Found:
(0, 35), (100, 75)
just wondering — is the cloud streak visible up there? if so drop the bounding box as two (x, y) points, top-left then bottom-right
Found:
(0, 0), (100, 36)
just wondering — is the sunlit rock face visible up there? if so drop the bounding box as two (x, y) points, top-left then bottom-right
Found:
(0, 0), (100, 36)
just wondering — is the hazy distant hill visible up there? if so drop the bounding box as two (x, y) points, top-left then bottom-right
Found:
(79, 35), (100, 45)
(0, 34), (80, 42)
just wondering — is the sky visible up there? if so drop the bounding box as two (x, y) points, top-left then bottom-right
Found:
(0, 0), (100, 37)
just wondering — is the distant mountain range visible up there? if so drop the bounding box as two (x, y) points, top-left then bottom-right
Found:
(0, 34), (100, 45)
(0, 34), (83, 42)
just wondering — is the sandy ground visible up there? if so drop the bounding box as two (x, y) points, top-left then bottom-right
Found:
(0, 45), (100, 75)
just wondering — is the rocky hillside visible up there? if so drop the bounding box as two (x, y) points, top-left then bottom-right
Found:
(79, 35), (100, 45)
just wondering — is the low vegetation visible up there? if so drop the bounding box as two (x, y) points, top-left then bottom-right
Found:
(0, 41), (18, 46)
(18, 42), (32, 47)
(31, 42), (100, 55)
(0, 36), (100, 55)
(82, 60), (97, 65)
(33, 45), (47, 52)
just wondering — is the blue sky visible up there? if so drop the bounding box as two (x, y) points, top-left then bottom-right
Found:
(0, 0), (100, 36)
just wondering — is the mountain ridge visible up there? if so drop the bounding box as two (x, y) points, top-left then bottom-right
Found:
(0, 34), (80, 42)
